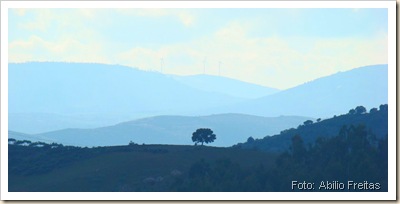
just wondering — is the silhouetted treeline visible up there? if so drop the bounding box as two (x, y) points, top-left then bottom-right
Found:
(8, 141), (167, 176)
(170, 124), (387, 191)
(8, 105), (388, 192)
(235, 104), (388, 153)
(271, 124), (387, 191)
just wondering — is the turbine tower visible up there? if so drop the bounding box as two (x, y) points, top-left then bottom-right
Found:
(160, 58), (164, 73)
(218, 61), (222, 76)
(203, 57), (207, 75)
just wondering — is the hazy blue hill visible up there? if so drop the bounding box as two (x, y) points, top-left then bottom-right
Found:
(172, 74), (279, 99)
(19, 114), (312, 147)
(9, 62), (254, 133)
(8, 112), (125, 134)
(235, 105), (388, 152)
(8, 131), (58, 144)
(9, 63), (388, 135)
(9, 62), (245, 115)
(218, 64), (388, 118)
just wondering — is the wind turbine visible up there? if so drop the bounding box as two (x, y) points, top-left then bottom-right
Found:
(160, 58), (164, 73)
(218, 61), (222, 76)
(203, 57), (207, 75)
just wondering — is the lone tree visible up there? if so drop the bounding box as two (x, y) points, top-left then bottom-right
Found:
(192, 128), (216, 146)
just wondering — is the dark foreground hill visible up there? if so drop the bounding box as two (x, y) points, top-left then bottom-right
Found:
(8, 105), (388, 192)
(8, 121), (388, 192)
(8, 143), (277, 192)
(234, 104), (388, 153)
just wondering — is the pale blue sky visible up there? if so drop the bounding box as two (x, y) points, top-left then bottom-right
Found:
(8, 8), (388, 89)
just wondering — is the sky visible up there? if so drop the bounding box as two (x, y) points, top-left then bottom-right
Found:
(8, 8), (388, 90)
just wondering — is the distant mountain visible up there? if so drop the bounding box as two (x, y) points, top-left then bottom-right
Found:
(9, 112), (125, 134)
(11, 114), (312, 147)
(8, 63), (388, 134)
(8, 131), (58, 144)
(9, 62), (247, 115)
(235, 104), (388, 153)
(172, 74), (279, 99)
(9, 62), (270, 133)
(214, 64), (388, 118)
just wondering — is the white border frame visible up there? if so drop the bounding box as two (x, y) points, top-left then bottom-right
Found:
(1, 1), (396, 200)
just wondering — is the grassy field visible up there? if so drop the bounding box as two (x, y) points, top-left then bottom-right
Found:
(9, 144), (278, 192)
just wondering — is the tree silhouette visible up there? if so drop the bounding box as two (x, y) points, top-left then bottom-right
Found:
(348, 109), (356, 114)
(303, 120), (313, 126)
(379, 104), (388, 112)
(247, 136), (255, 143)
(355, 106), (367, 114)
(192, 128), (216, 146)
(370, 107), (378, 113)
(290, 134), (306, 160)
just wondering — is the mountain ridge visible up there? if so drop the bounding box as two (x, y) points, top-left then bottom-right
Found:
(10, 113), (313, 147)
(8, 62), (277, 133)
(234, 104), (388, 153)
(172, 74), (279, 99)
(211, 64), (388, 118)
(8, 62), (388, 139)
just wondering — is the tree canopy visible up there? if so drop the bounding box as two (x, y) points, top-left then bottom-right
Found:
(303, 120), (314, 126)
(355, 106), (367, 114)
(192, 128), (216, 146)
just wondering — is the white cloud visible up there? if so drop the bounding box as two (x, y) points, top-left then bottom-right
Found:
(9, 35), (110, 64)
(18, 10), (52, 32)
(119, 21), (387, 89)
(8, 9), (387, 89)
(115, 8), (196, 27)
(177, 12), (195, 27)
(14, 9), (27, 16)
(78, 9), (97, 19)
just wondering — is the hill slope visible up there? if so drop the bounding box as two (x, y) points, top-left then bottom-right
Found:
(17, 114), (312, 147)
(172, 74), (279, 99)
(9, 62), (249, 115)
(235, 104), (388, 153)
(9, 62), (274, 133)
(8, 144), (277, 192)
(216, 64), (388, 118)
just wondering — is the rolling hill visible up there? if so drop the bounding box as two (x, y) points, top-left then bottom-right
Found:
(213, 64), (388, 118)
(172, 74), (279, 99)
(9, 62), (275, 133)
(8, 62), (245, 115)
(10, 114), (312, 147)
(234, 104), (388, 153)
(8, 144), (278, 192)
(8, 108), (388, 192)
(8, 63), (388, 138)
